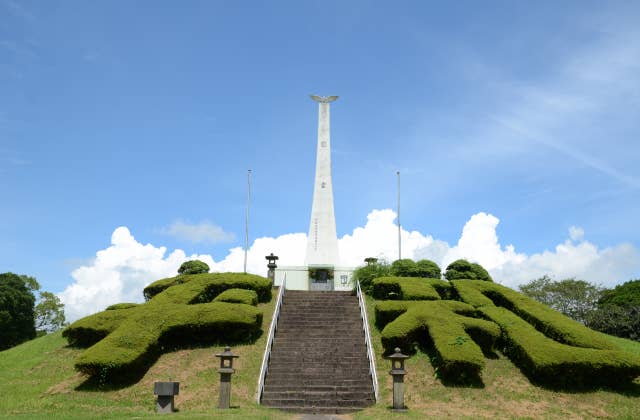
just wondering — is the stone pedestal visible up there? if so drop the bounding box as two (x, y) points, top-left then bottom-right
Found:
(154, 381), (179, 414)
(391, 372), (406, 411)
(218, 368), (234, 409)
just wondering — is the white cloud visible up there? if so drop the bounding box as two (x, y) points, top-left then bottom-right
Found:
(569, 226), (585, 242)
(158, 220), (235, 244)
(59, 227), (214, 322)
(59, 210), (640, 322)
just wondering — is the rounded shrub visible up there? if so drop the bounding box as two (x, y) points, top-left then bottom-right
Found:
(414, 259), (441, 279)
(178, 260), (210, 275)
(445, 259), (492, 282)
(390, 259), (417, 277)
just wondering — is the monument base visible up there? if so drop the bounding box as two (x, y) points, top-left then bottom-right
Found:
(274, 266), (354, 291)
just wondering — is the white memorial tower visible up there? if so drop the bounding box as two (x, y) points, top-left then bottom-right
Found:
(274, 95), (354, 291)
(306, 95), (340, 268)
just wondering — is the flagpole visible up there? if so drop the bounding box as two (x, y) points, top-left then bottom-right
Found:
(244, 169), (252, 274)
(397, 170), (401, 261)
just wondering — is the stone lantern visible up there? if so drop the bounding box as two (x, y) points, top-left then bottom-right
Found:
(265, 253), (279, 285)
(215, 346), (239, 409)
(386, 347), (409, 411)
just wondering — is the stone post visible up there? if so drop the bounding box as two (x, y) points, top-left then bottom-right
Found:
(386, 347), (409, 411)
(215, 346), (238, 409)
(265, 253), (279, 285)
(153, 381), (179, 414)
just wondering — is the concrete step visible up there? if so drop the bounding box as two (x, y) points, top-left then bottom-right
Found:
(267, 356), (369, 363)
(262, 290), (374, 413)
(269, 407), (367, 414)
(265, 378), (373, 387)
(266, 368), (370, 376)
(263, 384), (372, 392)
(262, 390), (373, 400)
(261, 397), (375, 408)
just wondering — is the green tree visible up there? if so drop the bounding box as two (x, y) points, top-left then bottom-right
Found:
(178, 260), (210, 275)
(390, 259), (417, 277)
(585, 305), (640, 341)
(414, 259), (441, 279)
(19, 275), (40, 292)
(444, 259), (492, 282)
(519, 276), (603, 323)
(599, 279), (640, 307)
(353, 259), (391, 294)
(35, 291), (66, 333)
(0, 272), (36, 350)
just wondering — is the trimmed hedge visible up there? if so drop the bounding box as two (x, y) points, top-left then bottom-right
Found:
(372, 279), (640, 386)
(380, 300), (500, 382)
(74, 302), (262, 378)
(479, 305), (640, 387)
(64, 272), (270, 380)
(106, 303), (140, 311)
(214, 288), (258, 306)
(452, 280), (616, 350)
(372, 277), (450, 300)
(62, 309), (132, 347)
(375, 300), (415, 329)
(143, 272), (271, 302)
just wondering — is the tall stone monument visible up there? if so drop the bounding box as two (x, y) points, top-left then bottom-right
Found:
(306, 95), (340, 290)
(273, 95), (353, 291)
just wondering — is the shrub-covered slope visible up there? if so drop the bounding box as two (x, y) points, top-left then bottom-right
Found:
(63, 272), (270, 380)
(372, 276), (640, 387)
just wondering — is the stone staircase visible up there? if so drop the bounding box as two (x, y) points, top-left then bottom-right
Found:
(261, 290), (375, 414)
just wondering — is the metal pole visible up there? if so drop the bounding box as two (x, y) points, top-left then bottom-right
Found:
(397, 171), (401, 260)
(244, 169), (252, 274)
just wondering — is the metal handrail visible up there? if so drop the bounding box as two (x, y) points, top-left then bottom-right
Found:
(256, 276), (286, 403)
(356, 281), (379, 401)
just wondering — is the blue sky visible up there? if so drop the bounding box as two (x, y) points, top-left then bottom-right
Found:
(2, 1), (639, 319)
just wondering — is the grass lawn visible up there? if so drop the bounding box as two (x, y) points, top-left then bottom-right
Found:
(1, 292), (639, 419)
(0, 296), (288, 419)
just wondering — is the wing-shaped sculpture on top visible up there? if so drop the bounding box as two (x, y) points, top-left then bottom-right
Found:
(310, 95), (339, 103)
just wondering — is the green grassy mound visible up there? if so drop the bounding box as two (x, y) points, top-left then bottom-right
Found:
(63, 272), (269, 381)
(214, 288), (258, 305)
(372, 276), (450, 300)
(378, 300), (500, 383)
